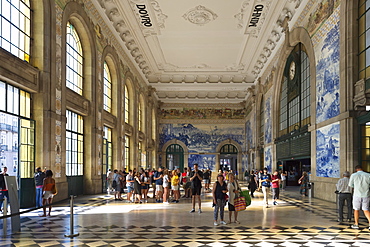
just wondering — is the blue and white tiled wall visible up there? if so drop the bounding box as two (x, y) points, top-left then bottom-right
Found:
(316, 122), (340, 178)
(265, 97), (272, 144)
(315, 8), (340, 124)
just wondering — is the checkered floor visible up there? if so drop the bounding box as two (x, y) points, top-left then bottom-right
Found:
(1, 187), (370, 247)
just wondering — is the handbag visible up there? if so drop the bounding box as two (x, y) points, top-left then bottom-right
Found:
(240, 190), (251, 207)
(224, 194), (229, 202)
(234, 196), (246, 211)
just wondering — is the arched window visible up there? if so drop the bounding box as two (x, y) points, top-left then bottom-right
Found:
(103, 62), (112, 112)
(124, 85), (129, 123)
(0, 0), (31, 62)
(66, 21), (83, 95)
(278, 43), (311, 136)
(124, 135), (130, 169)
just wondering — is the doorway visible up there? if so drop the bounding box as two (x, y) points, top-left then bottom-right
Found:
(219, 144), (238, 173)
(284, 158), (310, 186)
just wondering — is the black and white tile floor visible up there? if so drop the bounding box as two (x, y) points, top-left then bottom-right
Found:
(1, 187), (370, 247)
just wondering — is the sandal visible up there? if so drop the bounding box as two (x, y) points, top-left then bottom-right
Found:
(235, 220), (240, 224)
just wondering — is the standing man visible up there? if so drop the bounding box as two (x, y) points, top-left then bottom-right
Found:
(349, 165), (370, 229)
(260, 168), (271, 208)
(34, 167), (45, 208)
(189, 164), (203, 213)
(203, 169), (211, 192)
(0, 167), (9, 212)
(153, 167), (164, 203)
(336, 171), (352, 222)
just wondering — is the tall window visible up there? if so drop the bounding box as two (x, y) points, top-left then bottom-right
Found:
(66, 110), (84, 176)
(0, 0), (31, 62)
(278, 44), (311, 136)
(359, 0), (370, 80)
(259, 97), (265, 145)
(124, 85), (129, 123)
(138, 100), (142, 131)
(103, 62), (112, 112)
(124, 135), (130, 169)
(66, 21), (83, 95)
(103, 126), (112, 173)
(0, 81), (33, 178)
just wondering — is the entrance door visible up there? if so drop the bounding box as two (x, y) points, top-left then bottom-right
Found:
(284, 158), (310, 186)
(166, 144), (184, 171)
(219, 144), (238, 172)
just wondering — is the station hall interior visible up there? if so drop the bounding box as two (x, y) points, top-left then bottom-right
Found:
(1, 0), (370, 246)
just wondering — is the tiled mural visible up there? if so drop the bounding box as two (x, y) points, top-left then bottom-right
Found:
(316, 122), (340, 178)
(315, 6), (340, 124)
(265, 97), (272, 144)
(264, 146), (272, 173)
(159, 123), (244, 153)
(245, 120), (253, 149)
(188, 154), (216, 171)
(160, 108), (245, 119)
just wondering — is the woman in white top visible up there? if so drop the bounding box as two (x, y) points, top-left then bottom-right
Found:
(163, 169), (170, 204)
(227, 173), (240, 224)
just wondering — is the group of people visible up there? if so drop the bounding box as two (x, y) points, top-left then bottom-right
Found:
(34, 167), (56, 217)
(336, 165), (370, 230)
(1, 166), (56, 217)
(107, 165), (213, 207)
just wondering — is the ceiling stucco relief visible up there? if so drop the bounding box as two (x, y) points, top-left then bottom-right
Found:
(93, 0), (306, 103)
(150, 1), (168, 29)
(182, 5), (218, 26)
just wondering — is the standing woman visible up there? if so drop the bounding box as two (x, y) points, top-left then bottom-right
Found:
(171, 170), (180, 203)
(141, 170), (150, 203)
(163, 169), (170, 204)
(248, 170), (257, 198)
(212, 174), (228, 226)
(298, 171), (309, 196)
(227, 173), (240, 224)
(40, 170), (56, 217)
(133, 172), (142, 203)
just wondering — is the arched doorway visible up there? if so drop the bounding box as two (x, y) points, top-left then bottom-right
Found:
(166, 144), (184, 171)
(219, 144), (238, 172)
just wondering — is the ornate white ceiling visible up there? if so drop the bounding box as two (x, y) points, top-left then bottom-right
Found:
(94, 0), (305, 104)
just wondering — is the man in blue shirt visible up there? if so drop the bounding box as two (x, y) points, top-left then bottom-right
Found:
(349, 165), (370, 229)
(154, 167), (164, 203)
(260, 168), (271, 208)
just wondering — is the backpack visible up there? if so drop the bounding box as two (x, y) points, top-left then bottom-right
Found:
(112, 180), (117, 188)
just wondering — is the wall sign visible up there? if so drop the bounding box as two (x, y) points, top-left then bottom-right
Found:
(136, 5), (153, 27)
(249, 4), (264, 27)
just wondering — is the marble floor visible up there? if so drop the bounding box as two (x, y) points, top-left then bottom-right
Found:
(1, 185), (370, 247)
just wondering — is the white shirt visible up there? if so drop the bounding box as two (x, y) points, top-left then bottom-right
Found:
(336, 177), (351, 193)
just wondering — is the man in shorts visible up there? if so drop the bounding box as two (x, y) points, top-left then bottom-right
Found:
(154, 167), (164, 203)
(349, 165), (370, 229)
(189, 164), (203, 213)
(203, 169), (211, 192)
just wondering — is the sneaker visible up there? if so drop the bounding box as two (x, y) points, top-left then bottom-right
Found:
(190, 209), (195, 213)
(351, 224), (359, 229)
(273, 201), (277, 205)
(175, 200), (179, 203)
(347, 219), (351, 222)
(368, 226), (370, 230)
(338, 219), (343, 222)
(163, 201), (170, 204)
(220, 221), (227, 225)
(214, 221), (218, 226)
(198, 209), (202, 214)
